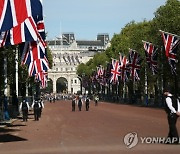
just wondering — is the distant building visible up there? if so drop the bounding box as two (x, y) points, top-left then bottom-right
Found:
(47, 33), (110, 94)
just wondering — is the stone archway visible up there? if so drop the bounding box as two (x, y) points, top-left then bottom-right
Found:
(56, 77), (68, 93)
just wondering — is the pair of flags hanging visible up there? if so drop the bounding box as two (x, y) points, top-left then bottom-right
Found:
(143, 30), (180, 76)
(0, 0), (48, 88)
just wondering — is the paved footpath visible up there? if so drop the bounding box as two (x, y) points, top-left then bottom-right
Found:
(0, 100), (180, 154)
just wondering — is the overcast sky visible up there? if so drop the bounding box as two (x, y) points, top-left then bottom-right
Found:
(43, 0), (167, 40)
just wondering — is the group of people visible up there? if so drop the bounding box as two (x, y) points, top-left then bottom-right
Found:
(17, 87), (180, 144)
(19, 97), (44, 121)
(71, 95), (99, 112)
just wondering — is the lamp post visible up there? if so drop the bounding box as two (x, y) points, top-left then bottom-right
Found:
(77, 76), (82, 94)
(77, 73), (85, 95)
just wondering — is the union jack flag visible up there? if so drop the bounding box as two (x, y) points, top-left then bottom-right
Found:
(22, 41), (49, 77)
(9, 16), (39, 45)
(160, 30), (180, 74)
(37, 20), (46, 40)
(119, 53), (129, 82)
(97, 65), (104, 78)
(0, 0), (43, 32)
(110, 59), (121, 84)
(128, 49), (141, 81)
(143, 41), (158, 75)
(35, 71), (48, 88)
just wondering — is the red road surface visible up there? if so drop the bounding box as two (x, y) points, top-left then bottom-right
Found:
(0, 100), (180, 154)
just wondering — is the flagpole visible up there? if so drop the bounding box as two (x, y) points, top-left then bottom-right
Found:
(15, 47), (18, 96)
(159, 30), (180, 39)
(145, 66), (148, 106)
(4, 49), (8, 96)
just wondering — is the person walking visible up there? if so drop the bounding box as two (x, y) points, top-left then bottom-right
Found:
(85, 96), (90, 111)
(32, 99), (41, 121)
(19, 99), (30, 122)
(77, 95), (83, 111)
(72, 96), (76, 111)
(164, 87), (180, 144)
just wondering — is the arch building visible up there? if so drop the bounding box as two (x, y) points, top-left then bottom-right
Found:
(47, 33), (110, 94)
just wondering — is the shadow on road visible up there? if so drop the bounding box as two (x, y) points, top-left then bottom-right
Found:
(0, 128), (21, 133)
(0, 134), (27, 143)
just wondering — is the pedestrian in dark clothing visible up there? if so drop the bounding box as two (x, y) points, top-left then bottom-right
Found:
(39, 98), (44, 118)
(19, 99), (29, 122)
(32, 100), (40, 121)
(77, 96), (83, 111)
(164, 87), (180, 144)
(85, 96), (90, 111)
(72, 97), (76, 111)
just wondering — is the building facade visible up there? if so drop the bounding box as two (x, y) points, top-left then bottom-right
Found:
(47, 33), (110, 94)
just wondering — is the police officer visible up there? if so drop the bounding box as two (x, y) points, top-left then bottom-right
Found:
(19, 99), (29, 122)
(85, 96), (90, 111)
(164, 87), (180, 144)
(32, 99), (41, 121)
(72, 96), (76, 111)
(77, 95), (83, 111)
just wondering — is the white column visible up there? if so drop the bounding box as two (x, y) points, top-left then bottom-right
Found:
(26, 82), (28, 97)
(67, 76), (71, 94)
(15, 48), (18, 96)
(53, 75), (56, 94)
(4, 52), (7, 96)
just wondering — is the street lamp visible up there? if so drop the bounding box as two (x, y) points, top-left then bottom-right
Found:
(77, 73), (85, 95)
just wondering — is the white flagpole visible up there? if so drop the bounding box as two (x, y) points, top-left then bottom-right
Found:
(15, 47), (18, 96)
(159, 30), (180, 38)
(4, 50), (7, 96)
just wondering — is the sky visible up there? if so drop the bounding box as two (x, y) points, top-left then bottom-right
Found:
(43, 0), (167, 41)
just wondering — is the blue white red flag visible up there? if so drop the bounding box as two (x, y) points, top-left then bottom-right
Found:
(97, 65), (104, 78)
(110, 59), (121, 84)
(119, 53), (129, 82)
(22, 40), (47, 66)
(143, 41), (158, 75)
(35, 71), (48, 88)
(128, 49), (141, 81)
(9, 16), (38, 45)
(160, 30), (180, 74)
(0, 0), (43, 32)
